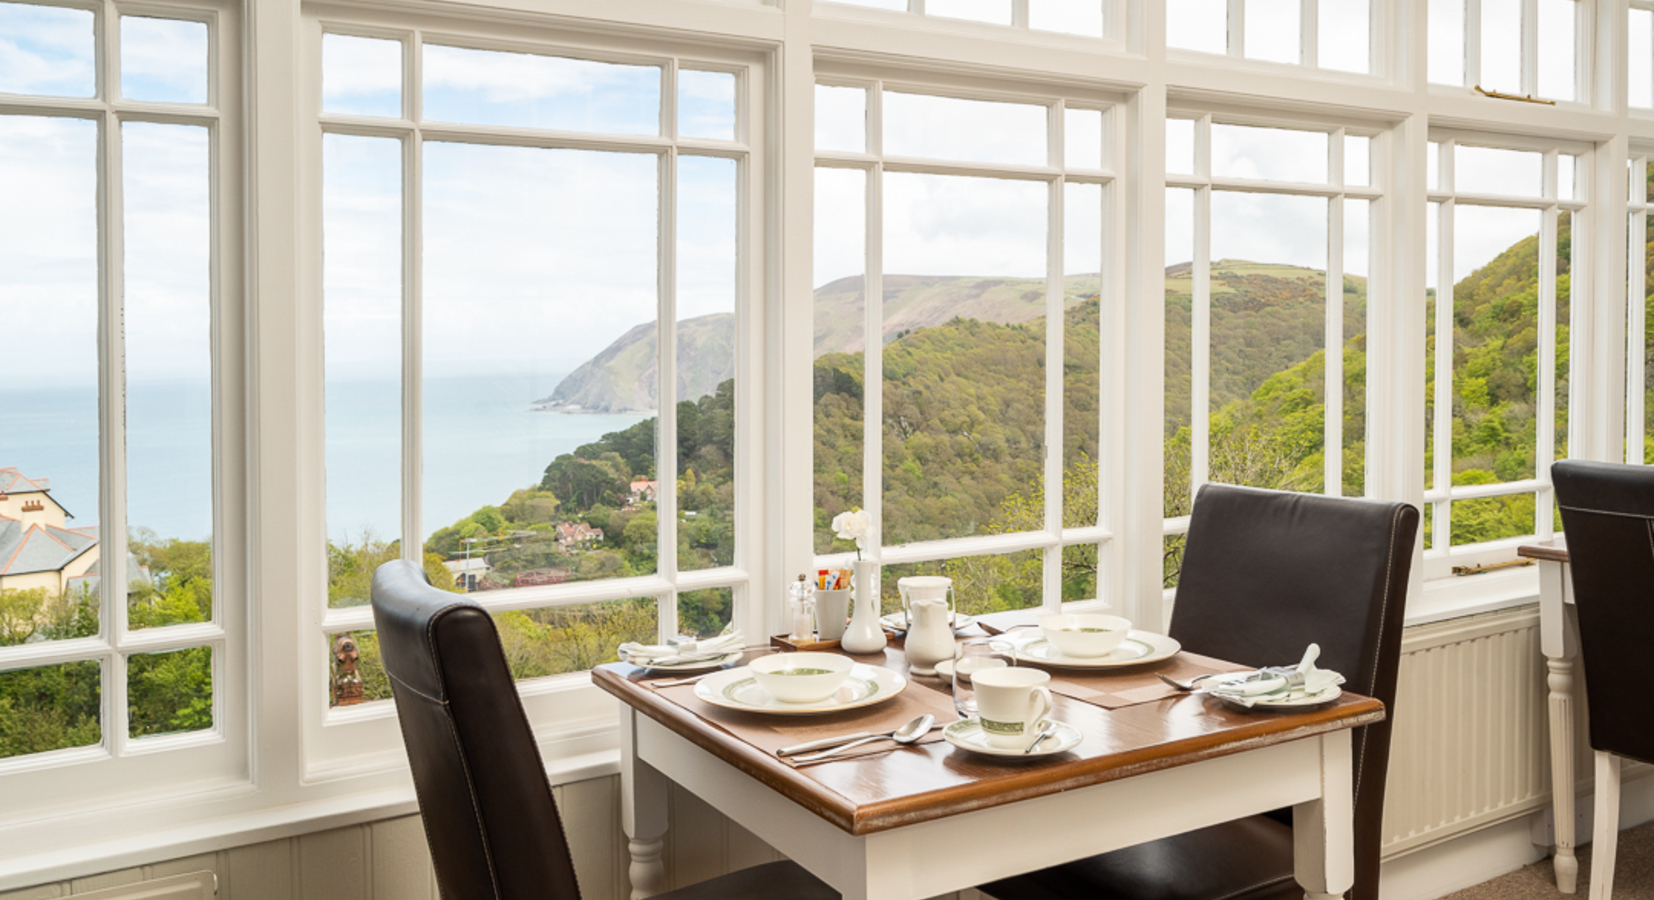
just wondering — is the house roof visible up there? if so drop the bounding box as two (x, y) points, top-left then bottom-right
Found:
(0, 466), (74, 520)
(0, 515), (99, 577)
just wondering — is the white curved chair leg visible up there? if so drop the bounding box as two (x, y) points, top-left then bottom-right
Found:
(1589, 750), (1621, 900)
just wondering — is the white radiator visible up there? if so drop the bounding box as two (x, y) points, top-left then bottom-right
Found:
(69, 872), (215, 900)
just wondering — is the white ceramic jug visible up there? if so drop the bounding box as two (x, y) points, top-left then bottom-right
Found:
(904, 596), (955, 676)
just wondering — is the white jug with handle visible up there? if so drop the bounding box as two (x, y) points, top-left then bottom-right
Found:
(903, 596), (956, 676)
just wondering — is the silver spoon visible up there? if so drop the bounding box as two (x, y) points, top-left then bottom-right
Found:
(1156, 672), (1219, 692)
(791, 714), (935, 763)
(1024, 720), (1057, 754)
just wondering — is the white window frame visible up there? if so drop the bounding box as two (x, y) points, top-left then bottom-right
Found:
(1628, 149), (1651, 459)
(814, 0), (1127, 46)
(1428, 0), (1591, 104)
(809, 67), (1129, 616)
(300, 6), (770, 778)
(0, 0), (248, 818)
(1165, 0), (1382, 75)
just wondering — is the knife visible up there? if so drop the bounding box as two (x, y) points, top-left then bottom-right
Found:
(776, 731), (877, 757)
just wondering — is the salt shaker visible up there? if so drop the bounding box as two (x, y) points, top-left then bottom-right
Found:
(787, 574), (816, 642)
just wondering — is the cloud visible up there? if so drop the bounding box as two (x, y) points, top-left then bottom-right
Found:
(884, 171), (1047, 277)
(421, 45), (659, 135)
(884, 92), (1046, 167)
(0, 4), (94, 98)
(120, 16), (206, 103)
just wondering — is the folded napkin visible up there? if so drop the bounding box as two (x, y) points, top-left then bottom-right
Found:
(619, 632), (745, 667)
(1203, 643), (1345, 708)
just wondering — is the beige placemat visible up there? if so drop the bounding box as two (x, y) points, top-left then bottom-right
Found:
(654, 675), (960, 767)
(1037, 651), (1249, 709)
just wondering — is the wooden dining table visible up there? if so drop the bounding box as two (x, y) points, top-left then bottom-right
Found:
(593, 637), (1384, 900)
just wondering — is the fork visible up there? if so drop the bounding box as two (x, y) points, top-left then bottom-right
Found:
(1156, 672), (1219, 692)
(648, 671), (721, 688)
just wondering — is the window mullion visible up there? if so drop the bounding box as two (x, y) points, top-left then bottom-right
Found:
(401, 34), (424, 561)
(1301, 0), (1318, 68)
(1045, 142), (1064, 609)
(1190, 118), (1212, 496)
(1465, 0), (1482, 88)
(658, 138), (681, 642)
(1227, 0), (1245, 58)
(1537, 199), (1559, 537)
(865, 87), (885, 561)
(1012, 0), (1029, 29)
(100, 47), (133, 751)
(1433, 197), (1456, 548)
(1327, 191), (1346, 498)
(1628, 159), (1647, 463)
(1522, 0), (1539, 97)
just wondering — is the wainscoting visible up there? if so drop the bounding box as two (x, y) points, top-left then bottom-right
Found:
(1, 604), (1580, 900)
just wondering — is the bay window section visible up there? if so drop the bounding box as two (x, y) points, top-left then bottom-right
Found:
(819, 0), (1108, 39)
(1167, 0), (1372, 74)
(812, 77), (1118, 617)
(1429, 0), (1582, 103)
(1163, 115), (1378, 586)
(318, 26), (755, 712)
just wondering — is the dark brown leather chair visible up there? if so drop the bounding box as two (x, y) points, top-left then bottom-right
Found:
(371, 559), (837, 900)
(980, 483), (1418, 900)
(1552, 460), (1654, 900)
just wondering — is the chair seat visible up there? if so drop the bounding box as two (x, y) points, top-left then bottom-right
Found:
(655, 860), (839, 900)
(979, 815), (1300, 900)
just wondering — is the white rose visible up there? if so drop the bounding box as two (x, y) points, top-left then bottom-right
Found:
(831, 508), (871, 550)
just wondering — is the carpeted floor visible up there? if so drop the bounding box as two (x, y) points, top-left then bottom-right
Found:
(1442, 821), (1654, 899)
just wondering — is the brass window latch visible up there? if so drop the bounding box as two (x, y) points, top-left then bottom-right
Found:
(1473, 85), (1557, 106)
(1452, 558), (1537, 576)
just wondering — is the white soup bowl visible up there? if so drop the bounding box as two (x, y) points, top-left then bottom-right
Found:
(749, 652), (855, 703)
(1039, 613), (1132, 658)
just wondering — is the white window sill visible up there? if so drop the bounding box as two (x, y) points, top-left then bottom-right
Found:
(1405, 565), (1542, 628)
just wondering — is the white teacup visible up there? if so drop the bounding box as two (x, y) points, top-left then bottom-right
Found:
(971, 667), (1054, 749)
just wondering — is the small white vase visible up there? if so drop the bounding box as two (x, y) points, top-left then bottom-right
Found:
(840, 559), (887, 655)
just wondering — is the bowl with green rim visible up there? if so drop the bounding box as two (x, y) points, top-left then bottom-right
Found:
(749, 652), (856, 703)
(1038, 613), (1132, 659)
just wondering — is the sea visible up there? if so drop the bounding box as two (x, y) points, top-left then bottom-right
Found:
(0, 374), (649, 545)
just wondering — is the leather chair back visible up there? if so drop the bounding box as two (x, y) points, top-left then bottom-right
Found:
(371, 559), (584, 900)
(1171, 483), (1419, 900)
(1552, 460), (1654, 765)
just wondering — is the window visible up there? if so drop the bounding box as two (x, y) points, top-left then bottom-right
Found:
(1629, 154), (1653, 460)
(1162, 115), (1378, 586)
(812, 77), (1120, 616)
(0, 0), (242, 784)
(1429, 0), (1582, 103)
(1167, 0), (1374, 74)
(822, 0), (1108, 38)
(1422, 135), (1582, 574)
(313, 19), (759, 751)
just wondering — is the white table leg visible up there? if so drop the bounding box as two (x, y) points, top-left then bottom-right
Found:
(1539, 561), (1580, 893)
(1293, 730), (1354, 900)
(621, 709), (670, 900)
(1589, 751), (1621, 900)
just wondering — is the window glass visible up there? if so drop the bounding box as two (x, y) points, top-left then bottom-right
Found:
(1064, 181), (1103, 529)
(1030, 0), (1103, 36)
(1558, 154), (1576, 201)
(1455, 145), (1542, 197)
(816, 85), (867, 154)
(1343, 199), (1371, 496)
(1167, 0), (1226, 54)
(1166, 118), (1195, 175)
(1632, 9), (1654, 110)
(323, 35), (402, 118)
(0, 661), (100, 759)
(1345, 134), (1370, 186)
(1428, 141), (1441, 191)
(1318, 0), (1369, 73)
(883, 92), (1046, 166)
(1211, 124), (1328, 183)
(422, 45), (660, 135)
(679, 70), (736, 141)
(813, 167), (866, 555)
(324, 135), (402, 608)
(1428, 0), (1464, 85)
(120, 17), (208, 104)
(1065, 107), (1103, 170)
(1425, 202), (1440, 498)
(0, 2), (95, 98)
(493, 601), (656, 678)
(124, 122), (214, 629)
(128, 647), (213, 738)
(1164, 186), (1195, 531)
(1537, 0), (1575, 102)
(927, 0), (1011, 24)
(882, 550), (1041, 616)
(1481, 0), (1522, 93)
(827, 0), (906, 8)
(327, 630), (392, 708)
(676, 587), (733, 640)
(1244, 0), (1300, 65)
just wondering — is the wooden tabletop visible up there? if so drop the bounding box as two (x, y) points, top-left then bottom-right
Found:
(1517, 538), (1569, 562)
(593, 644), (1385, 836)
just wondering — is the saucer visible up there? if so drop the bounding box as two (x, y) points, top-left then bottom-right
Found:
(881, 612), (978, 633)
(626, 650), (744, 675)
(1200, 671), (1343, 710)
(1012, 630), (1181, 669)
(943, 718), (1082, 757)
(694, 664), (907, 715)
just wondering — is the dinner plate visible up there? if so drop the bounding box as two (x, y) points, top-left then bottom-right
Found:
(625, 650), (745, 675)
(1012, 630), (1181, 668)
(693, 664), (907, 715)
(943, 717), (1082, 757)
(881, 612), (978, 633)
(1200, 671), (1343, 710)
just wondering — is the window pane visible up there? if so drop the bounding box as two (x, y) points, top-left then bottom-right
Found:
(882, 549), (1042, 616)
(814, 167), (866, 555)
(1166, 118), (1195, 175)
(124, 123), (213, 630)
(1345, 134), (1370, 186)
(816, 84), (866, 154)
(1319, 0), (1369, 73)
(0, 2), (94, 98)
(1644, 189), (1654, 461)
(1211, 124), (1328, 183)
(1065, 182), (1102, 529)
(1452, 205), (1541, 484)
(327, 630), (392, 708)
(1168, 0), (1227, 54)
(1556, 210), (1572, 462)
(0, 660), (100, 758)
(323, 35), (402, 118)
(120, 17), (207, 104)
(324, 135), (402, 608)
(1245, 0), (1300, 64)
(827, 0), (907, 9)
(1455, 145), (1541, 197)
(494, 599), (657, 679)
(882, 173), (1045, 543)
(1343, 199), (1371, 496)
(1165, 187), (1195, 520)
(679, 70), (735, 141)
(677, 156), (737, 572)
(883, 92), (1046, 167)
(1537, 0), (1575, 102)
(1633, 9), (1654, 110)
(1451, 493), (1535, 545)
(423, 144), (656, 589)
(677, 587), (733, 639)
(128, 646), (212, 738)
(1428, 0), (1464, 85)
(1481, 0), (1521, 93)
(927, 0), (1011, 24)
(1558, 153), (1576, 201)
(1062, 544), (1097, 602)
(1064, 107), (1103, 170)
(1030, 0), (1103, 36)
(1208, 191), (1327, 495)
(1163, 532), (1186, 589)
(0, 115), (100, 641)
(422, 45), (660, 135)
(1426, 202), (1440, 494)
(1428, 140), (1441, 191)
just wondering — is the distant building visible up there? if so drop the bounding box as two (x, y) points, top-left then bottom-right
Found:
(555, 521), (604, 550)
(444, 556), (492, 592)
(0, 468), (101, 596)
(512, 567), (572, 588)
(627, 480), (658, 506)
